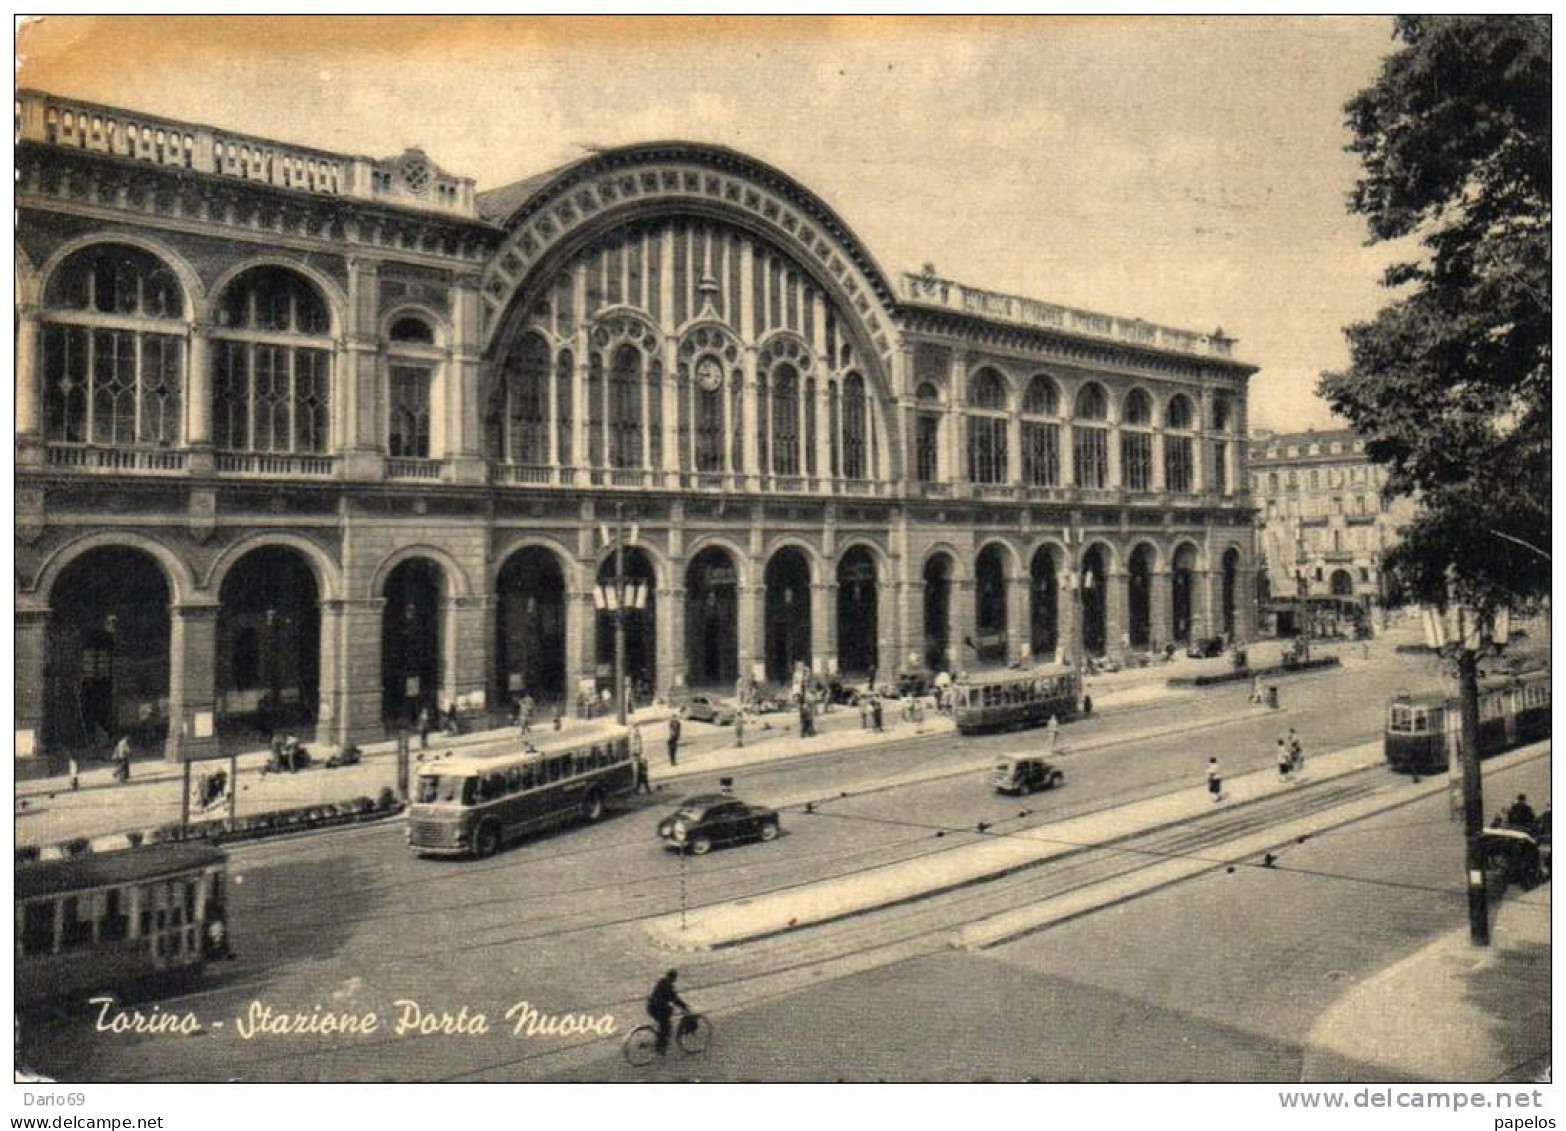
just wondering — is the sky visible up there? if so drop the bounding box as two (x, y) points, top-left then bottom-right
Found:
(17, 15), (1412, 433)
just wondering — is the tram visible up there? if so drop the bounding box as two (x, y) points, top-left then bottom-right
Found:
(16, 843), (230, 1008)
(952, 665), (1083, 735)
(1384, 668), (1550, 774)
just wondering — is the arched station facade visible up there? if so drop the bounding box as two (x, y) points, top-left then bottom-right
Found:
(14, 89), (1257, 771)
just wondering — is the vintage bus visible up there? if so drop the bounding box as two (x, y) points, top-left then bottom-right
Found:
(16, 843), (230, 1008)
(407, 721), (637, 857)
(952, 665), (1083, 735)
(1384, 668), (1551, 774)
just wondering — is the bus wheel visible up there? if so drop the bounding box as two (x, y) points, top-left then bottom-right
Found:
(474, 822), (500, 858)
(582, 790), (606, 823)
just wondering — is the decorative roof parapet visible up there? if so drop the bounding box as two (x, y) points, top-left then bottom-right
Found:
(16, 88), (480, 221)
(896, 268), (1251, 368)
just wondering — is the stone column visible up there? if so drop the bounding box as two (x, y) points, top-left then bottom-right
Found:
(1107, 423), (1123, 490)
(1150, 570), (1172, 652)
(660, 586), (686, 698)
(564, 589), (594, 706)
(15, 607), (50, 762)
(1105, 569), (1129, 660)
(737, 583), (764, 685)
(185, 322), (215, 473)
(165, 602), (221, 763)
(342, 257), (384, 480)
(1007, 575), (1031, 664)
(948, 350), (968, 489)
(1152, 431), (1166, 493)
(447, 275), (487, 484)
(1192, 569), (1214, 638)
(742, 347), (760, 488)
(952, 578), (976, 672)
(316, 599), (345, 748)
(814, 379), (833, 491)
(813, 581), (837, 676)
(16, 305), (44, 466)
(336, 598), (386, 749)
(572, 265), (590, 476)
(1007, 415), (1022, 489)
(444, 595), (489, 709)
(1058, 577), (1080, 667)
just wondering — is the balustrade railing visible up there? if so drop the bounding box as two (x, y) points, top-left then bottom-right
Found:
(215, 451), (337, 477)
(386, 458), (444, 481)
(45, 444), (187, 474)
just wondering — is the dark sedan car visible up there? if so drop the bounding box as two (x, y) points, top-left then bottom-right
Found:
(657, 794), (780, 855)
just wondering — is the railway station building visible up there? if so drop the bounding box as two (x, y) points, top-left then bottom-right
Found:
(14, 89), (1259, 770)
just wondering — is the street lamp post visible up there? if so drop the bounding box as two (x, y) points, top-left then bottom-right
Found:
(614, 503), (627, 726)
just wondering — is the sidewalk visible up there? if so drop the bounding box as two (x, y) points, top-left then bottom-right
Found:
(1301, 887), (1551, 1081)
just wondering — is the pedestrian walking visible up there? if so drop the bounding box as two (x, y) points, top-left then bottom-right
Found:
(871, 695), (884, 734)
(859, 697), (871, 731)
(734, 711), (746, 748)
(630, 720), (644, 761)
(1276, 738), (1292, 781)
(1206, 757), (1222, 803)
(899, 694), (913, 725)
(912, 697), (926, 735)
(1288, 730), (1304, 775)
(1250, 674), (1263, 704)
(1046, 714), (1060, 753)
(666, 714), (681, 767)
(112, 736), (133, 783)
(634, 754), (652, 795)
(68, 754), (80, 791)
(417, 706), (431, 750)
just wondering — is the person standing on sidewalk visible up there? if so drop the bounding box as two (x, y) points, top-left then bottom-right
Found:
(68, 754), (80, 791)
(633, 752), (652, 795)
(417, 707), (431, 751)
(859, 697), (871, 731)
(871, 695), (884, 734)
(1287, 728), (1303, 774)
(666, 714), (681, 767)
(1206, 757), (1222, 803)
(1276, 738), (1292, 781)
(734, 710), (746, 748)
(1046, 714), (1060, 753)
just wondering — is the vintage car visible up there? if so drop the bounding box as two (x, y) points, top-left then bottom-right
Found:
(1186, 636), (1226, 659)
(657, 794), (781, 855)
(991, 756), (1066, 796)
(682, 694), (735, 727)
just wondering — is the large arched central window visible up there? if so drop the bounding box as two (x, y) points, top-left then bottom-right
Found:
(608, 343), (645, 469)
(42, 243), (187, 446)
(1121, 387), (1154, 492)
(1021, 374), (1061, 487)
(771, 363), (801, 476)
(1072, 382), (1110, 489)
(1164, 393), (1195, 493)
(212, 265), (332, 454)
(966, 367), (1009, 484)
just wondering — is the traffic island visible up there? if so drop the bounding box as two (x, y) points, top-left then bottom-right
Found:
(1167, 655), (1341, 688)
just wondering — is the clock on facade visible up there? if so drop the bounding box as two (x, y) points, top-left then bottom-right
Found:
(695, 356), (724, 392)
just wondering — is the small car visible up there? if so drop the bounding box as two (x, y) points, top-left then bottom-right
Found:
(1186, 636), (1226, 659)
(991, 756), (1065, 796)
(682, 694), (735, 726)
(658, 794), (780, 855)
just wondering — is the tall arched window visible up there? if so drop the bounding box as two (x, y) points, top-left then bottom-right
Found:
(386, 313), (442, 460)
(1072, 382), (1110, 489)
(1021, 374), (1061, 487)
(804, 377), (819, 477)
(608, 343), (644, 468)
(490, 332), (550, 465)
(211, 266), (331, 453)
(842, 372), (867, 480)
(555, 349), (574, 467)
(42, 244), (187, 446)
(966, 367), (1009, 484)
(1164, 393), (1195, 493)
(915, 381), (942, 484)
(1120, 387), (1154, 492)
(772, 363), (800, 475)
(695, 354), (726, 471)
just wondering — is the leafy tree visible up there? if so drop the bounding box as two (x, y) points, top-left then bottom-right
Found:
(1320, 14), (1550, 617)
(1319, 17), (1550, 941)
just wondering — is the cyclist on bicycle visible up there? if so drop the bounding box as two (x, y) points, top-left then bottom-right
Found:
(646, 969), (690, 1057)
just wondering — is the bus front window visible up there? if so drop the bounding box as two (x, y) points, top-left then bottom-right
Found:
(416, 776), (439, 804)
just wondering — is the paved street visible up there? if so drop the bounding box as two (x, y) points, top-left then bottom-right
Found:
(17, 645), (1548, 1082)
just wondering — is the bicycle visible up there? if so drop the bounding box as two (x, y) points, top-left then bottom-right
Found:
(622, 1010), (713, 1067)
